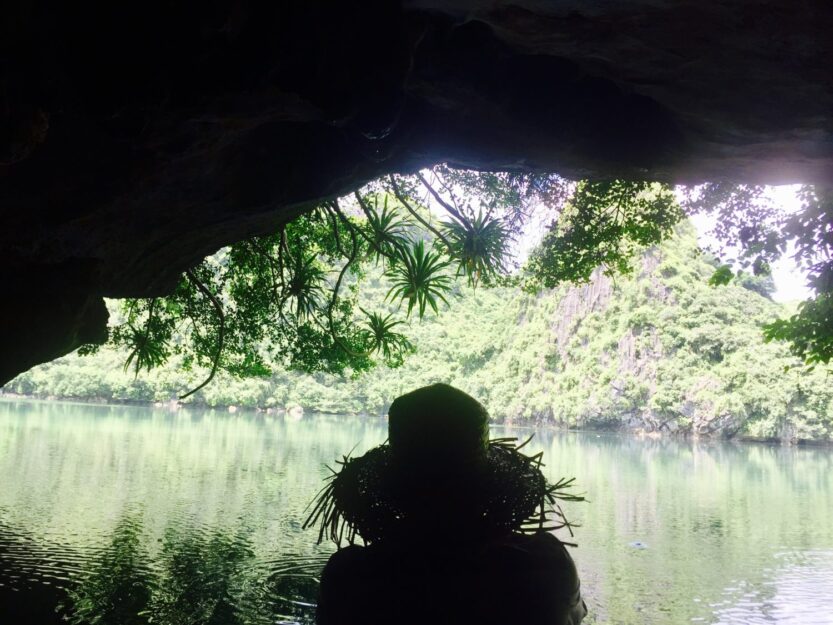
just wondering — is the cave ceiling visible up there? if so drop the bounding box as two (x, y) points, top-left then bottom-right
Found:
(1, 0), (832, 383)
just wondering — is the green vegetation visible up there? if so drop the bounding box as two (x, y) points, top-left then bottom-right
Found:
(61, 511), (303, 625)
(80, 168), (832, 400)
(88, 169), (575, 394)
(7, 222), (832, 441)
(683, 184), (833, 367)
(62, 515), (154, 625)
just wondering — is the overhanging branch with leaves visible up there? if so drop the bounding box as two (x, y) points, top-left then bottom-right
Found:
(83, 168), (832, 398)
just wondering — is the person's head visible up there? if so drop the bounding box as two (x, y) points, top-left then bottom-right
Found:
(388, 383), (489, 476)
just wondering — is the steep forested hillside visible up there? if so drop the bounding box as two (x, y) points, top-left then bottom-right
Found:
(5, 222), (832, 441)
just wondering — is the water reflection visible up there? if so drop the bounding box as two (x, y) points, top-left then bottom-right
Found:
(48, 513), (318, 625)
(62, 515), (155, 625)
(153, 523), (255, 625)
(710, 550), (833, 625)
(1, 400), (832, 624)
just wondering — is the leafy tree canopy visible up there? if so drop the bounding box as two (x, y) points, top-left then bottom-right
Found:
(81, 167), (832, 396)
(682, 184), (833, 368)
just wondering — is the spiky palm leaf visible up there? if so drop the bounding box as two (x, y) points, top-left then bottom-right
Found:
(358, 308), (414, 363)
(120, 299), (174, 376)
(124, 325), (169, 375)
(385, 240), (453, 318)
(286, 254), (326, 318)
(362, 196), (411, 263)
(443, 212), (510, 287)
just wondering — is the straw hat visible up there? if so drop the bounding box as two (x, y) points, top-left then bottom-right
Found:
(305, 383), (582, 545)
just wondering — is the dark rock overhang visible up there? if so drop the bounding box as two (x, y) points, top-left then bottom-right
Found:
(2, 0), (832, 384)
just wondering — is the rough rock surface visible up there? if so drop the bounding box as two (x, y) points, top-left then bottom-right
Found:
(2, 1), (833, 383)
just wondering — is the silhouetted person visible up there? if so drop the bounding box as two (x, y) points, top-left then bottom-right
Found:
(305, 383), (587, 625)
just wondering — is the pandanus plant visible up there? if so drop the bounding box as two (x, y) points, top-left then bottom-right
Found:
(358, 308), (414, 363)
(123, 317), (170, 375)
(443, 211), (510, 287)
(357, 194), (412, 264)
(385, 240), (453, 318)
(285, 253), (327, 319)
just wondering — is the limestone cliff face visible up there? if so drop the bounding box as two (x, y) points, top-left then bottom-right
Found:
(3, 0), (833, 383)
(551, 272), (615, 360)
(537, 256), (667, 431)
(472, 231), (807, 439)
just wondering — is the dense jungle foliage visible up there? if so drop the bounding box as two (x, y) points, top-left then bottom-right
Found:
(55, 171), (832, 400)
(6, 222), (832, 442)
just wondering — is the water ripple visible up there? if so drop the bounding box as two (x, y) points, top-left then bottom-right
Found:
(710, 550), (833, 625)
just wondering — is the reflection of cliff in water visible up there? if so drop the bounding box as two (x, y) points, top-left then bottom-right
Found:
(2, 513), (320, 625)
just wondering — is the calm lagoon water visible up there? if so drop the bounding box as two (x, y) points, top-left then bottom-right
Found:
(1, 399), (832, 624)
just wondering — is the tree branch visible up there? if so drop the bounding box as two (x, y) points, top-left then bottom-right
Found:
(324, 202), (345, 258)
(388, 175), (454, 252)
(416, 171), (467, 225)
(137, 298), (157, 369)
(250, 239), (284, 307)
(180, 269), (225, 400)
(325, 204), (374, 358)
